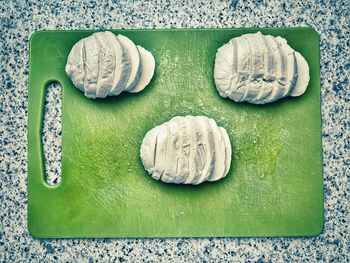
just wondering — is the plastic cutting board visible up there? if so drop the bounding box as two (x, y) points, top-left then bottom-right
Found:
(28, 27), (323, 238)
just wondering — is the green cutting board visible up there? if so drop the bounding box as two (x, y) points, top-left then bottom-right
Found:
(28, 27), (323, 238)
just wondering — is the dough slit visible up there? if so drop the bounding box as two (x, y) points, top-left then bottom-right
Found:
(274, 38), (287, 86)
(230, 39), (238, 94)
(160, 122), (171, 182)
(185, 116), (196, 184)
(153, 135), (158, 167)
(266, 35), (283, 102)
(101, 32), (117, 96)
(175, 157), (179, 176)
(82, 39), (87, 91)
(246, 35), (257, 80)
(74, 40), (85, 91)
(94, 34), (102, 97)
(243, 36), (253, 82)
(175, 117), (187, 184)
(260, 33), (271, 80)
(287, 52), (298, 96)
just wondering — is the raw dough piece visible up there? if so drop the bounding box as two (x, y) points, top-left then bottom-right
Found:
(65, 31), (155, 99)
(140, 116), (232, 185)
(214, 31), (310, 104)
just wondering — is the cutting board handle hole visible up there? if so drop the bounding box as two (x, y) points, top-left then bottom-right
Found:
(42, 81), (62, 186)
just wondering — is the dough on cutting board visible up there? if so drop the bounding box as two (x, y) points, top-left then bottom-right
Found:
(214, 31), (310, 104)
(65, 31), (155, 99)
(140, 116), (232, 185)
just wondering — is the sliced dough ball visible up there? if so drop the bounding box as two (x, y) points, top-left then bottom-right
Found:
(214, 32), (310, 104)
(116, 34), (142, 91)
(128, 45), (155, 93)
(65, 31), (154, 99)
(140, 116), (232, 185)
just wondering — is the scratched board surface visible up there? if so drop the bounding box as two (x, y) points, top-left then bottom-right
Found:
(28, 28), (323, 238)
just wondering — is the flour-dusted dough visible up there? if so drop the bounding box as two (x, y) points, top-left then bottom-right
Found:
(140, 116), (232, 185)
(214, 32), (310, 104)
(65, 31), (155, 99)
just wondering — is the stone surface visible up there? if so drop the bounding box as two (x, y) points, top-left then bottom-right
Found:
(0, 0), (349, 262)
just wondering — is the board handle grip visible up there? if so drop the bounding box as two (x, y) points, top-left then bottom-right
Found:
(28, 78), (63, 189)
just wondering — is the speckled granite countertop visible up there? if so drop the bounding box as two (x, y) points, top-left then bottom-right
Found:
(1, 0), (349, 262)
